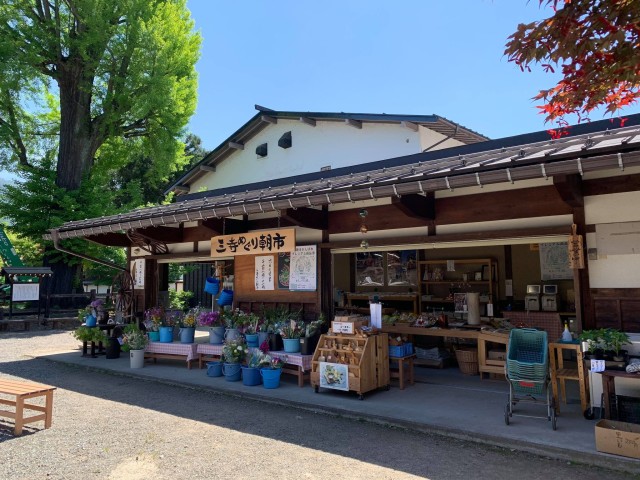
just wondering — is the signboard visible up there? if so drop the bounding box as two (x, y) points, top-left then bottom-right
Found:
(539, 242), (573, 280)
(277, 252), (290, 289)
(319, 362), (349, 391)
(331, 321), (355, 334)
(211, 228), (296, 258)
(254, 255), (274, 291)
(12, 283), (39, 301)
(132, 259), (145, 289)
(289, 245), (317, 291)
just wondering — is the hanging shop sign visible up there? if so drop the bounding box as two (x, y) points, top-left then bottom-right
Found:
(211, 228), (296, 258)
(568, 224), (585, 270)
(132, 259), (145, 289)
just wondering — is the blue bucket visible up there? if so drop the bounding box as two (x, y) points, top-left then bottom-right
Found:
(159, 326), (174, 343)
(222, 362), (242, 382)
(217, 289), (233, 307)
(241, 366), (261, 386)
(204, 277), (220, 295)
(245, 333), (259, 348)
(206, 362), (223, 377)
(179, 327), (195, 344)
(85, 315), (97, 327)
(148, 331), (160, 342)
(283, 338), (300, 353)
(209, 326), (225, 344)
(261, 368), (282, 389)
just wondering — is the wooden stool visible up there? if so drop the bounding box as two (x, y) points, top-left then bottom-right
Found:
(389, 354), (416, 389)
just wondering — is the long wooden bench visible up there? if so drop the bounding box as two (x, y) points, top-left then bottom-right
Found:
(0, 379), (56, 435)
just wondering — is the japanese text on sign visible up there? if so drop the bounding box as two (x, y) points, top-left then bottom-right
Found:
(211, 228), (296, 258)
(254, 255), (274, 291)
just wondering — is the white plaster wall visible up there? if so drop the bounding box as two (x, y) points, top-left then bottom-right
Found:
(419, 126), (465, 152)
(191, 120), (433, 192)
(585, 189), (640, 288)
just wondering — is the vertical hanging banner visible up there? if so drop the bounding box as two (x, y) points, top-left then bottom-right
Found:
(132, 259), (145, 289)
(289, 245), (317, 291)
(568, 224), (585, 269)
(254, 255), (274, 291)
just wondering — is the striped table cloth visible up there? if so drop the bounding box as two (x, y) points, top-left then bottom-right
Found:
(146, 342), (198, 362)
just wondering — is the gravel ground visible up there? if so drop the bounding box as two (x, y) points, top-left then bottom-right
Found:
(0, 330), (637, 480)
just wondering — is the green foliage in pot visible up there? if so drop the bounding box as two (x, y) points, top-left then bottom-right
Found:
(73, 326), (109, 345)
(603, 329), (631, 356)
(121, 325), (149, 352)
(579, 329), (603, 354)
(169, 290), (194, 311)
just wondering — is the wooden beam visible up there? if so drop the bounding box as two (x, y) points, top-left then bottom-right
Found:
(391, 193), (435, 220)
(201, 217), (247, 235)
(583, 172), (640, 196)
(282, 207), (328, 230)
(228, 141), (244, 150)
(261, 115), (277, 124)
(299, 117), (316, 127)
(554, 174), (583, 208)
(199, 165), (216, 172)
(85, 233), (132, 247)
(401, 121), (419, 132)
(173, 185), (189, 193)
(345, 119), (362, 129)
(137, 226), (184, 243)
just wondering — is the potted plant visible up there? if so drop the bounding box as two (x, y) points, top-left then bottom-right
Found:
(256, 315), (270, 349)
(197, 309), (223, 344)
(144, 306), (163, 342)
(603, 329), (631, 362)
(242, 349), (266, 386)
(300, 313), (325, 355)
(121, 325), (149, 369)
(222, 308), (246, 342)
(280, 320), (303, 353)
(177, 307), (198, 344)
(259, 354), (286, 389)
(73, 325), (109, 357)
(242, 312), (261, 347)
(221, 338), (247, 381)
(78, 305), (96, 327)
(579, 329), (604, 359)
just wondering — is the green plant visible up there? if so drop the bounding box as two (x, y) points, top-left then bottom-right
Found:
(279, 320), (303, 339)
(579, 329), (603, 354)
(169, 290), (194, 311)
(303, 314), (325, 338)
(222, 338), (247, 363)
(121, 326), (149, 352)
(222, 308), (249, 329)
(603, 329), (631, 355)
(73, 326), (109, 345)
(260, 354), (286, 369)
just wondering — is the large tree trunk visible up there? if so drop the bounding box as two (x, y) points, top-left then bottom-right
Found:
(45, 64), (99, 295)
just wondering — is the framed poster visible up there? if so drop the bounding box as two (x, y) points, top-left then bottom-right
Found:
(319, 362), (349, 391)
(277, 252), (290, 289)
(289, 245), (317, 291)
(539, 242), (572, 280)
(12, 283), (39, 301)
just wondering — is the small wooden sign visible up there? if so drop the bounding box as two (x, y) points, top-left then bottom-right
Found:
(211, 228), (296, 258)
(568, 224), (585, 269)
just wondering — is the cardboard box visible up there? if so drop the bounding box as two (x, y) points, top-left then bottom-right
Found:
(595, 419), (640, 459)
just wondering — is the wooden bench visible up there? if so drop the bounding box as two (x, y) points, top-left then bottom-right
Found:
(0, 379), (56, 435)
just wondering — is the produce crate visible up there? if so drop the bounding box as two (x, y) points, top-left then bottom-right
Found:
(389, 343), (413, 358)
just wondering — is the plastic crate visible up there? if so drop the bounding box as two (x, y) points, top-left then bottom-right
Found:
(616, 395), (640, 425)
(506, 328), (548, 379)
(404, 343), (414, 356)
(389, 343), (413, 358)
(508, 377), (546, 395)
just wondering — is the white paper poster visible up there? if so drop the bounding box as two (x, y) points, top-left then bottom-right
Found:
(370, 303), (382, 329)
(12, 283), (40, 301)
(289, 245), (317, 291)
(539, 242), (573, 280)
(254, 255), (274, 290)
(132, 259), (145, 289)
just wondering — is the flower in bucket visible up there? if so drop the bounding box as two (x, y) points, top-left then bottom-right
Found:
(223, 308), (249, 329)
(179, 308), (198, 328)
(242, 312), (260, 334)
(260, 354), (286, 369)
(221, 338), (248, 364)
(279, 320), (303, 339)
(144, 306), (164, 332)
(247, 349), (268, 368)
(197, 309), (221, 328)
(121, 325), (149, 352)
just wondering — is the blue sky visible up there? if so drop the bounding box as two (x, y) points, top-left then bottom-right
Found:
(186, 0), (640, 151)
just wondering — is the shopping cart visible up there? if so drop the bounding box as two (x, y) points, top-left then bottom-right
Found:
(504, 328), (557, 430)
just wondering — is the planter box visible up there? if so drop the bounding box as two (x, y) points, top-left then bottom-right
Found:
(595, 419), (640, 459)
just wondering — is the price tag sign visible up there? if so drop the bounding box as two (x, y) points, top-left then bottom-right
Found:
(331, 321), (354, 334)
(590, 359), (605, 372)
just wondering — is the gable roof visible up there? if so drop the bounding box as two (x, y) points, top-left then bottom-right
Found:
(166, 106), (489, 195)
(47, 113), (640, 242)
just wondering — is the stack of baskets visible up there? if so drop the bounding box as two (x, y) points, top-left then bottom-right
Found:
(506, 328), (548, 394)
(455, 347), (479, 375)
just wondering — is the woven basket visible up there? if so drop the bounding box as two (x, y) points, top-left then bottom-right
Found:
(455, 348), (479, 375)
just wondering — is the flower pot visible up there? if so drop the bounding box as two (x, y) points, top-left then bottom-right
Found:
(85, 314), (97, 327)
(179, 327), (196, 344)
(222, 362), (242, 382)
(159, 326), (173, 343)
(283, 338), (301, 353)
(268, 333), (283, 352)
(245, 333), (259, 348)
(299, 332), (320, 355)
(241, 366), (261, 386)
(105, 340), (120, 359)
(209, 326), (225, 344)
(130, 349), (145, 369)
(206, 361), (223, 377)
(217, 289), (233, 307)
(224, 328), (240, 342)
(258, 331), (269, 348)
(148, 331), (160, 342)
(260, 368), (282, 389)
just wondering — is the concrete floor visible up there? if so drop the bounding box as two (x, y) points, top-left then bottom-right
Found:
(34, 334), (640, 474)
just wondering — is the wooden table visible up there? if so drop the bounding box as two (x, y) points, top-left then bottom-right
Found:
(548, 342), (589, 414)
(381, 324), (480, 340)
(477, 330), (509, 380)
(0, 379), (56, 435)
(389, 354), (416, 389)
(347, 293), (418, 314)
(600, 369), (640, 420)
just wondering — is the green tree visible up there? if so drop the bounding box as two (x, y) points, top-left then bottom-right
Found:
(505, 0), (640, 125)
(0, 0), (201, 294)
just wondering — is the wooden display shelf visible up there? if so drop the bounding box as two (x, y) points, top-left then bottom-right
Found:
(310, 332), (389, 399)
(477, 330), (509, 379)
(549, 342), (589, 415)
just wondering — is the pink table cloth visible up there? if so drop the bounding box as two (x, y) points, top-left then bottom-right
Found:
(146, 342), (198, 362)
(195, 345), (312, 371)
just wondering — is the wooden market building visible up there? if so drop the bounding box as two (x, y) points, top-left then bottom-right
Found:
(45, 107), (640, 335)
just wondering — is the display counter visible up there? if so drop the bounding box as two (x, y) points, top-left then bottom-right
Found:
(346, 292), (418, 314)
